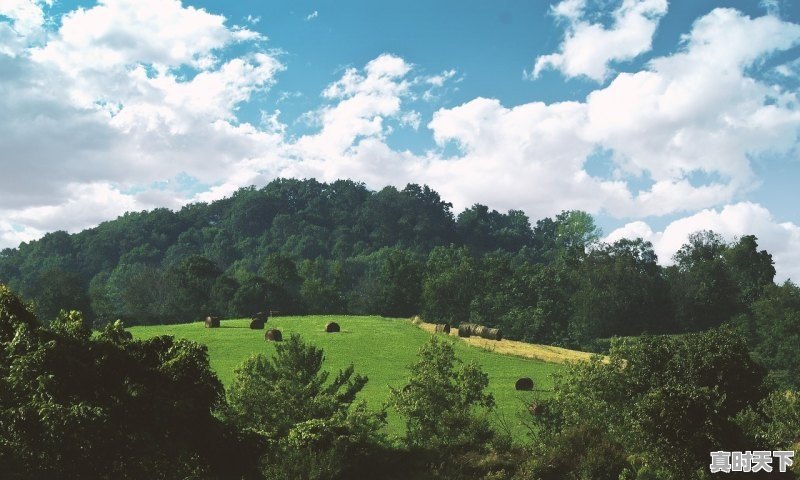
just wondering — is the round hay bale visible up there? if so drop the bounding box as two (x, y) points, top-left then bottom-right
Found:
(434, 323), (451, 335)
(249, 318), (265, 330)
(515, 377), (534, 391)
(204, 316), (220, 328)
(265, 329), (282, 342)
(483, 327), (503, 341)
(458, 322), (475, 337)
(252, 311), (269, 322)
(325, 322), (340, 333)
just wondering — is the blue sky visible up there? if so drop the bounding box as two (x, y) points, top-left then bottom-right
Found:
(1, 0), (800, 279)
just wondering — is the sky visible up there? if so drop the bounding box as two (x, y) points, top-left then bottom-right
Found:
(1, 0), (800, 279)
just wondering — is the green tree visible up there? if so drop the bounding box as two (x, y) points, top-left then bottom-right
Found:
(389, 337), (495, 450)
(724, 235), (775, 306)
(0, 284), (256, 480)
(528, 328), (768, 479)
(421, 246), (476, 324)
(570, 238), (672, 340)
(226, 334), (385, 480)
(745, 282), (800, 389)
(668, 231), (740, 332)
(162, 255), (221, 321)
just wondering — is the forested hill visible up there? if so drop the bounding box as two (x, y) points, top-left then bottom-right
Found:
(0, 178), (797, 387)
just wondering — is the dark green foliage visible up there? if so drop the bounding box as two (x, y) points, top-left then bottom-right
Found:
(570, 239), (672, 340)
(517, 424), (629, 480)
(737, 390), (800, 450)
(389, 337), (495, 451)
(734, 281), (800, 389)
(527, 328), (769, 480)
(422, 246), (477, 325)
(226, 334), (385, 480)
(0, 285), (258, 480)
(668, 231), (741, 331)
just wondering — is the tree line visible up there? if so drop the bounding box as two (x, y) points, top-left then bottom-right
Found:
(0, 285), (797, 479)
(0, 178), (797, 387)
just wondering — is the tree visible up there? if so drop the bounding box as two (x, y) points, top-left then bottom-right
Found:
(389, 337), (495, 450)
(725, 235), (775, 306)
(746, 282), (800, 389)
(361, 248), (423, 317)
(226, 334), (384, 480)
(668, 231), (740, 332)
(0, 284), (257, 480)
(162, 255), (221, 321)
(570, 238), (672, 340)
(421, 246), (476, 324)
(528, 328), (768, 479)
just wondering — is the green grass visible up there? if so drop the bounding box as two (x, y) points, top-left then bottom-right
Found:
(129, 315), (562, 441)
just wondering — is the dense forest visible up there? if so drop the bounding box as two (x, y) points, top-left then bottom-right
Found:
(1, 286), (798, 479)
(0, 178), (797, 388)
(0, 178), (798, 478)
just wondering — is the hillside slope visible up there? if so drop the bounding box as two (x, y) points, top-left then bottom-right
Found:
(129, 315), (566, 440)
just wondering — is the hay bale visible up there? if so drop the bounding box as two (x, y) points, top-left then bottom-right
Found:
(249, 318), (265, 330)
(252, 311), (269, 322)
(434, 323), (451, 335)
(458, 322), (502, 341)
(204, 316), (220, 328)
(473, 325), (488, 338)
(265, 329), (282, 342)
(325, 322), (340, 333)
(482, 327), (503, 341)
(515, 377), (534, 391)
(458, 323), (475, 337)
(411, 315), (422, 325)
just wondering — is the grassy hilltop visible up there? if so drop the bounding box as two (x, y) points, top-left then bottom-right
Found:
(130, 315), (565, 440)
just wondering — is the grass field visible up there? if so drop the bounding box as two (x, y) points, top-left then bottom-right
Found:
(129, 316), (566, 441)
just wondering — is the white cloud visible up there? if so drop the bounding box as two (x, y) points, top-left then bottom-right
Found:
(0, 0), (48, 56)
(584, 8), (800, 214)
(606, 203), (800, 282)
(419, 9), (800, 218)
(5, 183), (142, 233)
(305, 10), (318, 21)
(32, 0), (261, 72)
(289, 54), (412, 162)
(0, 221), (41, 250)
(534, 0), (668, 81)
(280, 9), (800, 224)
(0, 0), (285, 239)
(0, 0), (47, 36)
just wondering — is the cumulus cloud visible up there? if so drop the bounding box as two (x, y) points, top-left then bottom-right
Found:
(0, 0), (284, 236)
(284, 54), (414, 173)
(424, 97), (630, 216)
(584, 8), (800, 214)
(606, 203), (800, 282)
(534, 0), (668, 81)
(429, 8), (800, 217)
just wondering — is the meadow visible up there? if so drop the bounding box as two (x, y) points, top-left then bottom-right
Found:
(129, 316), (566, 441)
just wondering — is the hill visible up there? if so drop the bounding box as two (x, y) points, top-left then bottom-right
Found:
(129, 315), (565, 440)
